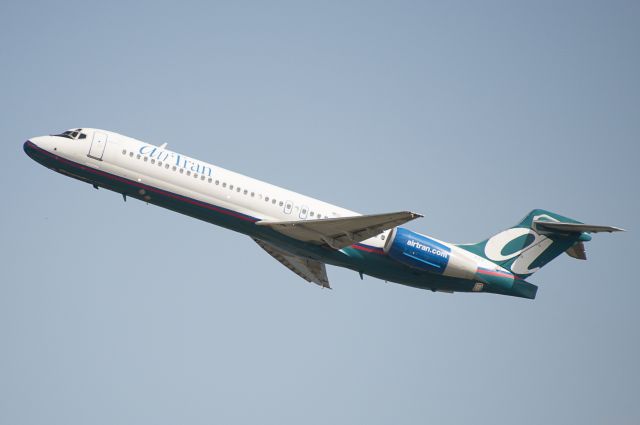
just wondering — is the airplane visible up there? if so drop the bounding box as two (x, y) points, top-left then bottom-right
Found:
(23, 128), (623, 299)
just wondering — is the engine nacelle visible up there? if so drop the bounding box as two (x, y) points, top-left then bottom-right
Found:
(384, 227), (477, 280)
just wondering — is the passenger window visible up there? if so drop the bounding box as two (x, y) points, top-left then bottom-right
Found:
(194, 173), (198, 178)
(229, 185), (234, 190)
(265, 196), (269, 202)
(137, 154), (141, 159)
(172, 166), (177, 171)
(129, 152), (134, 157)
(215, 180), (219, 185)
(165, 164), (169, 169)
(208, 177), (212, 183)
(237, 187), (241, 192)
(279, 201), (283, 207)
(187, 171), (191, 176)
(272, 199), (276, 204)
(243, 189), (248, 195)
(179, 168), (184, 174)
(122, 149), (126, 155)
(151, 159), (155, 164)
(158, 161), (162, 167)
(222, 182), (226, 188)
(251, 192), (255, 197)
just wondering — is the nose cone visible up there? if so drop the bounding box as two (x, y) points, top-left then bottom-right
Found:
(23, 139), (38, 158)
(23, 137), (51, 165)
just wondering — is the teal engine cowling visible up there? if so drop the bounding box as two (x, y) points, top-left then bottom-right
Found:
(384, 228), (477, 279)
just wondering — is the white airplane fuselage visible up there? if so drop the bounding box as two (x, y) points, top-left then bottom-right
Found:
(27, 128), (602, 299)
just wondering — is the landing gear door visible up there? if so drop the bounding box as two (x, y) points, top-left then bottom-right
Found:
(88, 131), (108, 160)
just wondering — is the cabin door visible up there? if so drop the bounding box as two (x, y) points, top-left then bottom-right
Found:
(88, 131), (108, 160)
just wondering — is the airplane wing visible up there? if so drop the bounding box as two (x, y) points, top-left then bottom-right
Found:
(256, 211), (423, 250)
(253, 238), (331, 288)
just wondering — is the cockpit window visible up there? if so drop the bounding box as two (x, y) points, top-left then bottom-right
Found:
(53, 129), (87, 140)
(54, 131), (73, 139)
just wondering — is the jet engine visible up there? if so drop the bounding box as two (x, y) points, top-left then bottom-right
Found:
(384, 227), (477, 280)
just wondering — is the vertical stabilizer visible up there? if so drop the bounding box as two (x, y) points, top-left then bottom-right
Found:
(456, 209), (621, 279)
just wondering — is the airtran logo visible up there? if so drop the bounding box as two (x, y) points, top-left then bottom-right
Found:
(484, 214), (558, 275)
(406, 239), (449, 259)
(139, 145), (212, 177)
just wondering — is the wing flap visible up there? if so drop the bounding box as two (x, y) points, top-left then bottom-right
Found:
(256, 211), (422, 250)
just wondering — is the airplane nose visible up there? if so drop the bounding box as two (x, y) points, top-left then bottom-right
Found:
(23, 139), (36, 155)
(23, 139), (44, 162)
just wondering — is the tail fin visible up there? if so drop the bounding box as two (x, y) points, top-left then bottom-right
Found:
(457, 209), (623, 279)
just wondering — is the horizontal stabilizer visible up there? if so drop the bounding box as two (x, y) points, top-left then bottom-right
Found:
(534, 220), (624, 234)
(565, 241), (587, 260)
(257, 211), (422, 250)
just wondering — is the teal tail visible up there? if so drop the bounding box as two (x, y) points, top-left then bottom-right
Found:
(457, 209), (623, 280)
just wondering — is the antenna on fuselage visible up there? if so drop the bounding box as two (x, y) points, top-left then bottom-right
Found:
(159, 142), (168, 150)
